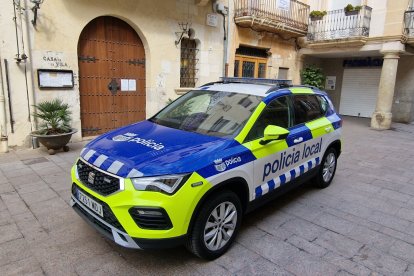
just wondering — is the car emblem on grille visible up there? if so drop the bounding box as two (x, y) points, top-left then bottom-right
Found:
(88, 172), (95, 184)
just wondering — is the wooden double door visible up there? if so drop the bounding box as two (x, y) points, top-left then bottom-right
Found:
(78, 16), (146, 136)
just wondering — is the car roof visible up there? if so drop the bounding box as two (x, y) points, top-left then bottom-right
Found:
(196, 81), (322, 98)
(198, 83), (274, 97)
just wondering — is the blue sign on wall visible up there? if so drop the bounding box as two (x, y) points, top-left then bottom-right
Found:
(343, 57), (383, 68)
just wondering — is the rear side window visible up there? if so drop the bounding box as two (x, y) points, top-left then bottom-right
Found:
(317, 96), (329, 114)
(292, 95), (324, 125)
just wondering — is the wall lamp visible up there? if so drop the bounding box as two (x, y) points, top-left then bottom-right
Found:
(30, 0), (44, 26)
(175, 22), (193, 46)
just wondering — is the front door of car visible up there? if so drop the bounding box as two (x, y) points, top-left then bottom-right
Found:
(242, 96), (295, 200)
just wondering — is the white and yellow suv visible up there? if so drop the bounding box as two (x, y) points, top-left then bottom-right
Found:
(70, 78), (342, 259)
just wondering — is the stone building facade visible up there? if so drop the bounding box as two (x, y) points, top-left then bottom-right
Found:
(0, 0), (413, 150)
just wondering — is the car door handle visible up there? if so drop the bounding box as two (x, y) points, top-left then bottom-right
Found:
(325, 127), (332, 132)
(293, 137), (303, 144)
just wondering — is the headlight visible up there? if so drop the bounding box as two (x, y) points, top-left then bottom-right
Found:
(131, 174), (190, 195)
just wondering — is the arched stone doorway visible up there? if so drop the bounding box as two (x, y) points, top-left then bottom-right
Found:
(78, 16), (146, 136)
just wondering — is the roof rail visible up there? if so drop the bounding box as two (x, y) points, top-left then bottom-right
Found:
(265, 84), (321, 94)
(219, 77), (292, 86)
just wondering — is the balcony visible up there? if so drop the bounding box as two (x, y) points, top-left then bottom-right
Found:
(405, 7), (414, 44)
(234, 0), (310, 37)
(307, 5), (372, 47)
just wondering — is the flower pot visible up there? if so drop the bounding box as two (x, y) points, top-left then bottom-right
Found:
(310, 16), (323, 21)
(344, 10), (359, 16)
(30, 128), (78, 155)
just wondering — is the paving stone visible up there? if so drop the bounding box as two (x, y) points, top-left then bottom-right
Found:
(368, 210), (411, 233)
(401, 264), (414, 276)
(347, 225), (396, 252)
(0, 256), (44, 276)
(0, 182), (14, 194)
(0, 223), (23, 244)
(322, 251), (372, 276)
(214, 243), (261, 273)
(236, 225), (268, 249)
(280, 217), (326, 241)
(190, 258), (232, 276)
(352, 246), (408, 275)
(314, 230), (363, 258)
(7, 173), (43, 186)
(3, 167), (35, 179)
(396, 207), (414, 223)
(0, 210), (13, 226)
(388, 239), (414, 263)
(75, 252), (141, 276)
(19, 187), (58, 205)
(286, 234), (327, 257)
(13, 212), (49, 244)
(283, 249), (340, 276)
(378, 188), (412, 203)
(312, 212), (355, 236)
(0, 238), (31, 267)
(234, 257), (293, 276)
(14, 180), (50, 195)
(246, 234), (301, 267)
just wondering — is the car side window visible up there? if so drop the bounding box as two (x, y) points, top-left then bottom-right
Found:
(317, 95), (329, 114)
(245, 96), (291, 142)
(292, 95), (324, 125)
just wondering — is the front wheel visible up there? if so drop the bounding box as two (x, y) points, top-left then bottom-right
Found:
(186, 190), (242, 259)
(313, 147), (337, 189)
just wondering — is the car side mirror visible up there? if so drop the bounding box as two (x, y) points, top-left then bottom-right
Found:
(260, 125), (289, 145)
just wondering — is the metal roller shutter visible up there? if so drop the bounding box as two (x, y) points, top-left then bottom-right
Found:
(339, 68), (381, 118)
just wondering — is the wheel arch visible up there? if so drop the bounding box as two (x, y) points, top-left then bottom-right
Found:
(327, 139), (341, 157)
(187, 177), (250, 234)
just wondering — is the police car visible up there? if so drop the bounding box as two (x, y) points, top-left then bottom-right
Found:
(70, 77), (342, 259)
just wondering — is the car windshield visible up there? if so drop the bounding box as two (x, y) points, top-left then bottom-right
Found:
(150, 90), (263, 137)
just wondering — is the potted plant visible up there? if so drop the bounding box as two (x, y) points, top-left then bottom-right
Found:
(344, 4), (362, 16)
(310, 10), (327, 21)
(30, 99), (77, 155)
(300, 65), (325, 89)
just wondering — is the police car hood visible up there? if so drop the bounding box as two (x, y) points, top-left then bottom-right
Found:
(80, 120), (234, 178)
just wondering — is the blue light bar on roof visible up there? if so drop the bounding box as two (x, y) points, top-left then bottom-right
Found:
(220, 77), (292, 86)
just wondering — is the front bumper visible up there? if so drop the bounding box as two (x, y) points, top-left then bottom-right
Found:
(70, 161), (211, 248)
(71, 195), (187, 249)
(71, 195), (141, 248)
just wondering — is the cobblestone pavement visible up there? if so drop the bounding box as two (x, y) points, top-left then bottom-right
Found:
(1, 117), (414, 275)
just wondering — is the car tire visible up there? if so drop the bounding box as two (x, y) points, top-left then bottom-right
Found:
(185, 190), (242, 260)
(313, 147), (337, 189)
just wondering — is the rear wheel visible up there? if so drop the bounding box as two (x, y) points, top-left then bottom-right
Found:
(186, 191), (242, 259)
(313, 147), (337, 189)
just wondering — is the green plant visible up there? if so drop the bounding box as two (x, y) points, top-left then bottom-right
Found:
(344, 4), (362, 12)
(310, 10), (327, 18)
(301, 65), (325, 89)
(33, 99), (72, 135)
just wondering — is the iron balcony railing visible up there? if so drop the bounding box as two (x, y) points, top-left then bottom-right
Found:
(307, 5), (372, 42)
(405, 7), (414, 36)
(234, 0), (310, 36)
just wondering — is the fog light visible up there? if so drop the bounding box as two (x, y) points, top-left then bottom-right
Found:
(136, 209), (163, 216)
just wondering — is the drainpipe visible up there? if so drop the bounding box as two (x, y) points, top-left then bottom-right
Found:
(23, 0), (38, 147)
(0, 54), (8, 153)
(216, 1), (229, 77)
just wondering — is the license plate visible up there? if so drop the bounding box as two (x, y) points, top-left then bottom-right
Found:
(77, 189), (103, 217)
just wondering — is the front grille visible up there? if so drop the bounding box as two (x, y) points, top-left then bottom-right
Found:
(129, 207), (172, 230)
(77, 159), (120, 196)
(72, 183), (125, 232)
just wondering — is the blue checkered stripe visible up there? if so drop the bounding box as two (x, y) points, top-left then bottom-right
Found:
(255, 157), (320, 199)
(80, 148), (144, 178)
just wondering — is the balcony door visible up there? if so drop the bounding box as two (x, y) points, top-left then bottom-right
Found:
(234, 56), (267, 78)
